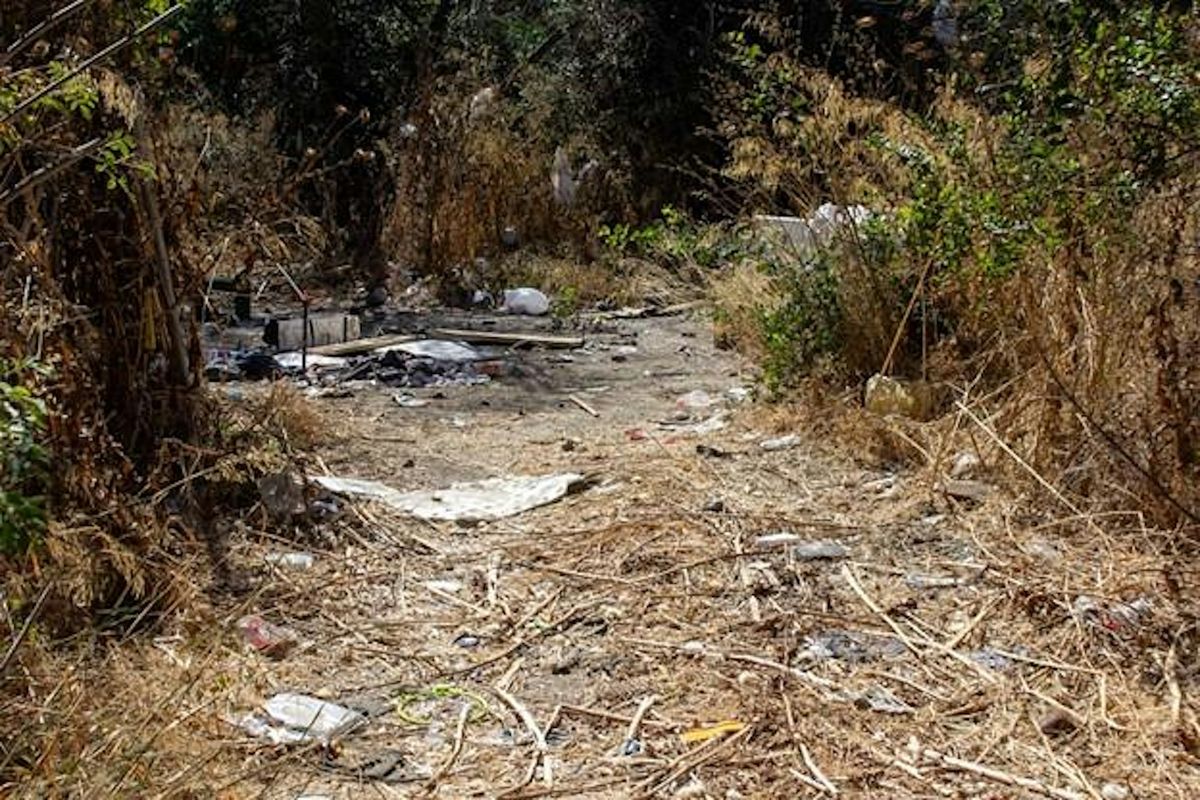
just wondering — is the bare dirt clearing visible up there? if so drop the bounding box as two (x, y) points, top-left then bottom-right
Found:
(31, 311), (1198, 799)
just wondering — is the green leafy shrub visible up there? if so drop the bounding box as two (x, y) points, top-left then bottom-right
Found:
(0, 360), (49, 555)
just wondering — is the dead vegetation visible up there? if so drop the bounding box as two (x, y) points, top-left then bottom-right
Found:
(6, 367), (1197, 797)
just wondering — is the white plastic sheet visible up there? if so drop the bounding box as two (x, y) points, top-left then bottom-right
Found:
(377, 339), (481, 362)
(314, 473), (584, 521)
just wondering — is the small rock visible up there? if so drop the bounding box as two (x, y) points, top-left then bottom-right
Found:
(941, 479), (992, 502)
(1100, 783), (1130, 800)
(674, 777), (707, 798)
(551, 648), (582, 674)
(703, 498), (726, 513)
(760, 434), (800, 452)
(696, 444), (730, 458)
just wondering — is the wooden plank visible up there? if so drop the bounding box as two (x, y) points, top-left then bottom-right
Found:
(430, 327), (583, 349)
(308, 332), (417, 356)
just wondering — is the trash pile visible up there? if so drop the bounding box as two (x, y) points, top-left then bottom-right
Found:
(207, 338), (497, 388)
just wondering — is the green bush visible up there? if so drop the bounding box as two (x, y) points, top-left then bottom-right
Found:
(1, 359), (49, 555)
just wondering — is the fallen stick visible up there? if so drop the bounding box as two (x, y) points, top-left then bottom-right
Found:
(919, 745), (1086, 800)
(431, 327), (583, 349)
(800, 742), (838, 795)
(430, 703), (470, 784)
(841, 564), (998, 684)
(562, 703), (675, 730)
(568, 394), (600, 417)
(623, 695), (657, 749)
(308, 333), (417, 356)
(955, 401), (1104, 536)
(637, 725), (752, 798)
(493, 685), (548, 756)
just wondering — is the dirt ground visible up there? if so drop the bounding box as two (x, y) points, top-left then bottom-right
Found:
(34, 308), (1199, 799)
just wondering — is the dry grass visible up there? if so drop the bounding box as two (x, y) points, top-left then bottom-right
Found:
(6, 343), (1197, 798)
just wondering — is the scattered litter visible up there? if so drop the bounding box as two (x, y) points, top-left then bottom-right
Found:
(393, 393), (430, 408)
(265, 552), (315, 570)
(1074, 595), (1153, 632)
(802, 630), (905, 663)
(696, 444), (730, 459)
(425, 579), (464, 593)
(309, 497), (341, 519)
(755, 532), (801, 549)
(383, 339), (481, 363)
(662, 412), (729, 436)
(676, 389), (719, 413)
(625, 428), (648, 441)
(453, 634), (482, 648)
(755, 203), (874, 258)
(1107, 597), (1153, 630)
(904, 573), (963, 590)
(257, 471), (306, 520)
(620, 738), (643, 756)
(858, 685), (915, 715)
(238, 614), (298, 657)
(275, 352), (350, 370)
(949, 452), (981, 479)
(793, 540), (849, 560)
(395, 684), (490, 725)
(501, 288), (550, 316)
(726, 386), (752, 403)
(680, 720), (746, 744)
(237, 693), (365, 744)
(864, 374), (931, 419)
(314, 473), (585, 521)
(968, 648), (1015, 671)
(760, 434), (800, 452)
(703, 498), (726, 513)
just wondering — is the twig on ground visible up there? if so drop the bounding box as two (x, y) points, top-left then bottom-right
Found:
(568, 394), (600, 417)
(800, 742), (838, 795)
(918, 744), (1087, 800)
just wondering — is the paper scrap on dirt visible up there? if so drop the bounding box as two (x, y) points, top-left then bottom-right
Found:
(314, 473), (585, 521)
(234, 693), (365, 745)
